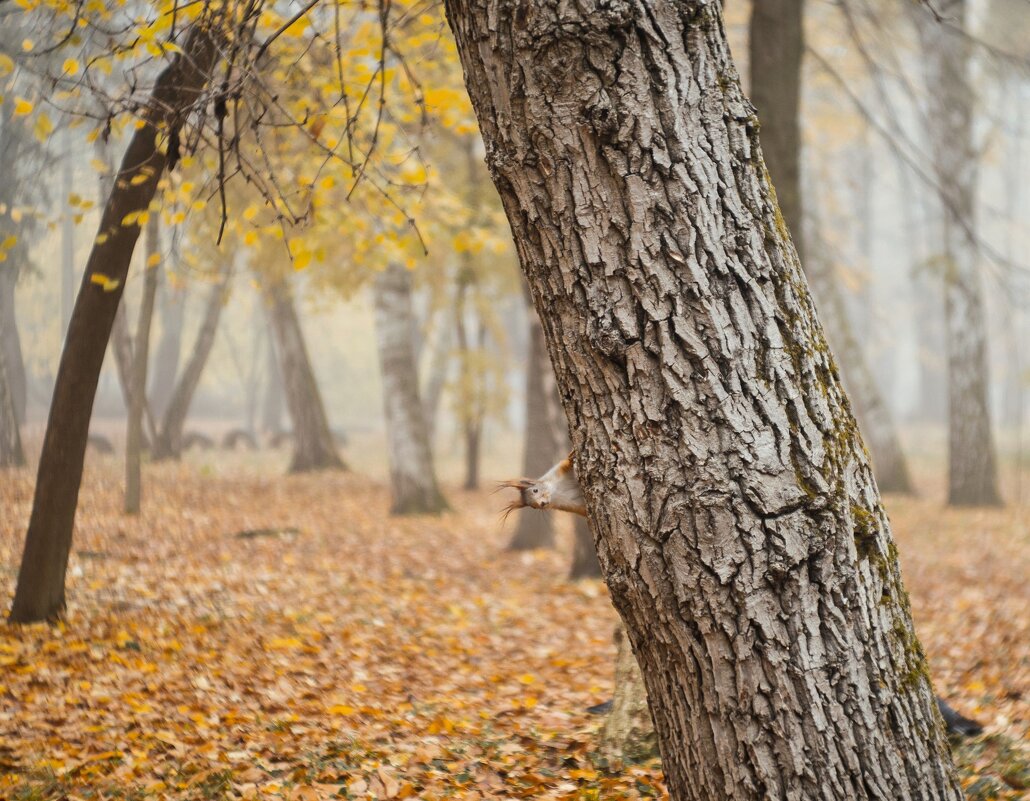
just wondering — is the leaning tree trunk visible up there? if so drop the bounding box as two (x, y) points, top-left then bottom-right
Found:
(373, 263), (449, 515)
(508, 291), (563, 550)
(445, 2), (962, 799)
(152, 272), (230, 460)
(750, 0), (912, 494)
(125, 216), (160, 514)
(9, 27), (218, 624)
(913, 0), (1001, 506)
(264, 277), (344, 473)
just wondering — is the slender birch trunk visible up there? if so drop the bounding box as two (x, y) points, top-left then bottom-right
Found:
(373, 263), (448, 515)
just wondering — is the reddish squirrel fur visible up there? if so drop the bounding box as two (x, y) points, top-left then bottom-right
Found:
(500, 452), (587, 518)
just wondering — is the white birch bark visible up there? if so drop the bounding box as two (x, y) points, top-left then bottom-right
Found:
(373, 263), (448, 515)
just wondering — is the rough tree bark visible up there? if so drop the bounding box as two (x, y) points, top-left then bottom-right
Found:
(373, 263), (449, 515)
(913, 0), (1001, 506)
(152, 272), (230, 460)
(9, 26), (218, 623)
(263, 277), (345, 473)
(445, 2), (962, 799)
(508, 290), (562, 550)
(125, 216), (160, 514)
(750, 0), (912, 493)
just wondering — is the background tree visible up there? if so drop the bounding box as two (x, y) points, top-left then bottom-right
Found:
(124, 216), (160, 513)
(262, 274), (345, 473)
(373, 262), (449, 514)
(445, 1), (962, 798)
(912, 0), (1002, 506)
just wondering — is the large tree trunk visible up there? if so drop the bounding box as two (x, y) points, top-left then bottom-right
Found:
(125, 217), (160, 514)
(913, 0), (1001, 506)
(508, 293), (563, 550)
(153, 273), (230, 460)
(9, 27), (218, 624)
(373, 263), (448, 514)
(149, 227), (187, 420)
(264, 277), (344, 473)
(750, 0), (912, 494)
(445, 2), (961, 799)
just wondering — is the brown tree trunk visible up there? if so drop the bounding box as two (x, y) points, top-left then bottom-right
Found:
(445, 2), (962, 798)
(913, 0), (1001, 506)
(9, 28), (218, 623)
(264, 277), (344, 473)
(152, 272), (230, 460)
(568, 515), (601, 579)
(373, 263), (449, 514)
(125, 216), (160, 514)
(508, 294), (563, 550)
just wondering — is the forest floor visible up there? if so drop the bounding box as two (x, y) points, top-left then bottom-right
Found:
(1, 451), (1028, 800)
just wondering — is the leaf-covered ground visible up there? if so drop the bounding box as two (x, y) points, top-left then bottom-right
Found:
(1, 456), (1027, 800)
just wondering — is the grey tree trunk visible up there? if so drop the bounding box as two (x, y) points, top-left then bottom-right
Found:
(9, 27), (218, 623)
(125, 217), (160, 514)
(0, 261), (25, 425)
(568, 515), (601, 579)
(264, 277), (344, 473)
(508, 292), (562, 550)
(373, 263), (448, 514)
(445, 2), (962, 799)
(149, 228), (187, 420)
(0, 342), (25, 467)
(261, 326), (285, 435)
(421, 322), (451, 447)
(152, 273), (230, 460)
(913, 0), (1001, 506)
(454, 277), (485, 489)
